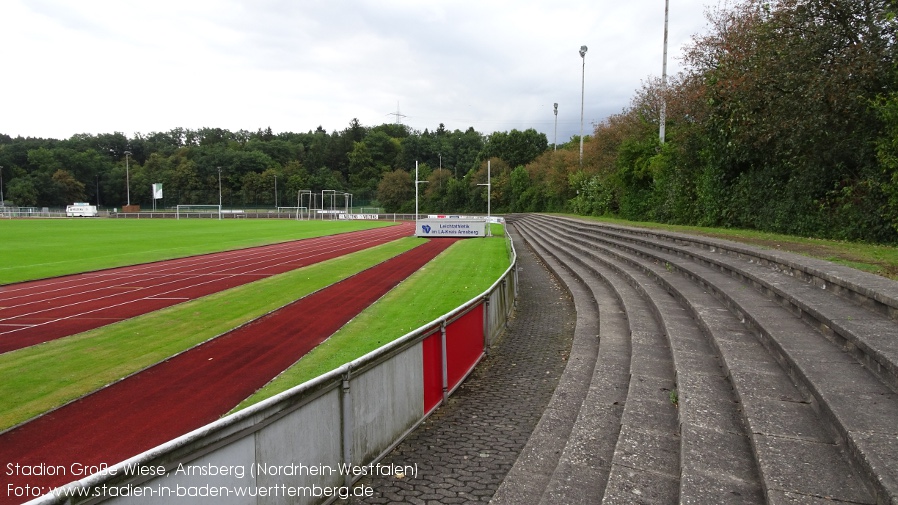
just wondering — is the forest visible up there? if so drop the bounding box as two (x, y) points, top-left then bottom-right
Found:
(2, 0), (898, 243)
(0, 122), (548, 215)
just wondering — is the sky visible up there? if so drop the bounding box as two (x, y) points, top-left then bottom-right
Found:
(0, 0), (712, 143)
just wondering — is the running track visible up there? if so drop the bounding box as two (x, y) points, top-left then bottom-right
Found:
(0, 223), (414, 354)
(0, 237), (458, 504)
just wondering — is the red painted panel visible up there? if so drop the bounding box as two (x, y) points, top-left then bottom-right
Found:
(445, 304), (485, 391)
(422, 330), (443, 414)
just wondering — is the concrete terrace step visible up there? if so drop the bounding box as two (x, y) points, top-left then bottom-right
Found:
(545, 214), (898, 391)
(522, 221), (679, 504)
(489, 225), (601, 502)
(519, 217), (764, 504)
(526, 215), (875, 503)
(521, 214), (897, 504)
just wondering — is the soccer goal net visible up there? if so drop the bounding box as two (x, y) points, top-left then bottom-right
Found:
(176, 205), (222, 220)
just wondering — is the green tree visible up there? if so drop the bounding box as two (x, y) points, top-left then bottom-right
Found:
(376, 169), (413, 212)
(681, 0), (898, 239)
(6, 177), (39, 206)
(509, 166), (532, 212)
(51, 169), (86, 205)
(484, 129), (548, 168)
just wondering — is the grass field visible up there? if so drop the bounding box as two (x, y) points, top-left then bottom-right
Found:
(0, 219), (393, 285)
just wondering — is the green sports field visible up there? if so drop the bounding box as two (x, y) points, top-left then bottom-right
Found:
(0, 218), (511, 429)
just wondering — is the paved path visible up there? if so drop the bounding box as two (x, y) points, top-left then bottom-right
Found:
(347, 229), (577, 504)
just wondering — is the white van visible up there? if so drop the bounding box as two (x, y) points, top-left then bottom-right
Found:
(66, 203), (99, 217)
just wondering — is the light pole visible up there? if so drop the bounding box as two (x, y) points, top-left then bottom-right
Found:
(415, 161), (428, 226)
(274, 174), (278, 208)
(579, 45), (588, 167)
(660, 0), (669, 144)
(477, 160), (492, 237)
(0, 165), (4, 206)
(553, 103), (559, 151)
(124, 151), (132, 205)
(217, 166), (223, 219)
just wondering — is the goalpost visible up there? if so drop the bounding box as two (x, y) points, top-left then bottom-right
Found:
(176, 204), (222, 220)
(276, 206), (309, 220)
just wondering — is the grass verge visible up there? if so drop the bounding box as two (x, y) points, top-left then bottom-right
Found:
(565, 214), (898, 280)
(0, 238), (422, 431)
(0, 219), (393, 285)
(233, 233), (511, 412)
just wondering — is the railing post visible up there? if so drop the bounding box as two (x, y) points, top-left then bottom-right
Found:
(440, 321), (449, 402)
(500, 279), (508, 329)
(341, 368), (353, 486)
(513, 264), (519, 309)
(483, 296), (490, 352)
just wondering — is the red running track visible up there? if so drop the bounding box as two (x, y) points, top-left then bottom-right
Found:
(0, 237), (459, 504)
(0, 223), (413, 354)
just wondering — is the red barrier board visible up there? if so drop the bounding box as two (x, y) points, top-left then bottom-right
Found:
(445, 305), (485, 391)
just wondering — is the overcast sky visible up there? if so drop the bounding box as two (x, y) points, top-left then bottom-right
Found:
(0, 0), (711, 143)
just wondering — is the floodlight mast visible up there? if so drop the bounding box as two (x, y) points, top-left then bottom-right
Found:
(477, 160), (492, 237)
(660, 0), (670, 144)
(124, 151), (132, 205)
(415, 161), (428, 230)
(553, 103), (558, 151)
(579, 45), (587, 167)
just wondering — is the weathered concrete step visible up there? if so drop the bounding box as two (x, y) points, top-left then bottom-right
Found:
(649, 266), (875, 503)
(514, 224), (633, 504)
(538, 215), (898, 392)
(519, 222), (682, 504)
(529, 225), (634, 501)
(490, 225), (607, 504)
(531, 215), (896, 504)
(543, 215), (898, 321)
(521, 217), (763, 504)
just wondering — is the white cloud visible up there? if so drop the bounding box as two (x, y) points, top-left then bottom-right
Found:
(0, 0), (710, 141)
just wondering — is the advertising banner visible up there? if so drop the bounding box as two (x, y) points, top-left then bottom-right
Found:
(416, 218), (486, 237)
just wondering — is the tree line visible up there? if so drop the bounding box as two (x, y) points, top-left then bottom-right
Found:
(566, 0), (898, 243)
(0, 122), (548, 214)
(2, 0), (897, 244)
